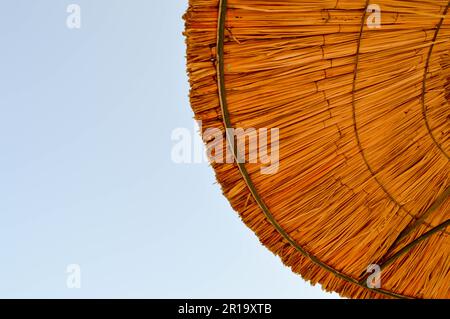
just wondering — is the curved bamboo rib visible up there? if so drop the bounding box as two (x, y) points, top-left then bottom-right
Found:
(352, 1), (450, 270)
(352, 1), (450, 235)
(422, 3), (450, 161)
(369, 2), (450, 267)
(359, 219), (450, 285)
(351, 0), (450, 284)
(392, 186), (450, 249)
(379, 219), (450, 271)
(216, 0), (412, 300)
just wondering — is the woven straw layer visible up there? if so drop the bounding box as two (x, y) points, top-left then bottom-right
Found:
(184, 0), (450, 299)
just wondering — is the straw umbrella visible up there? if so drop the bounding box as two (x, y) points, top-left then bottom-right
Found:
(184, 0), (450, 299)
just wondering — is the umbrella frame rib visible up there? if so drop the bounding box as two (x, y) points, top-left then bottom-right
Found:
(380, 220), (450, 272)
(351, 1), (450, 237)
(215, 0), (449, 299)
(422, 3), (450, 161)
(352, 0), (450, 278)
(388, 186), (450, 252)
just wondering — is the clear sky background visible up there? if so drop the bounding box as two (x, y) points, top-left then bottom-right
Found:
(0, 1), (337, 298)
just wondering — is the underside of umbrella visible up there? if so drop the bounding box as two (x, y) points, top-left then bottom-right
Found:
(184, 0), (450, 299)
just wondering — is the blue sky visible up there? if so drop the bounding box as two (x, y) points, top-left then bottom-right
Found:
(0, 1), (337, 298)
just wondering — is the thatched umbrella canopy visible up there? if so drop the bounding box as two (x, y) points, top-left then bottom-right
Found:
(184, 0), (449, 299)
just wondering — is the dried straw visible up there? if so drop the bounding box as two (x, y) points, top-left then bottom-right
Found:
(184, 0), (450, 299)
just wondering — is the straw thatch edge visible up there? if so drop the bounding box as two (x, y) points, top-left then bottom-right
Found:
(185, 0), (449, 299)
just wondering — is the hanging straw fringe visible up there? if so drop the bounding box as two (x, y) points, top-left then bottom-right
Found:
(184, 0), (450, 299)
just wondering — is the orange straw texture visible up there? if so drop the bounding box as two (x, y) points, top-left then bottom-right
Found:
(184, 0), (450, 299)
